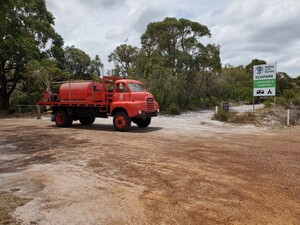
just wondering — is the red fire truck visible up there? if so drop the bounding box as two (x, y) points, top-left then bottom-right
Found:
(37, 76), (159, 131)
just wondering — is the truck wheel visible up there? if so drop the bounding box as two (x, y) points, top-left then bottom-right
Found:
(113, 111), (131, 131)
(79, 117), (95, 125)
(135, 118), (151, 128)
(55, 110), (72, 127)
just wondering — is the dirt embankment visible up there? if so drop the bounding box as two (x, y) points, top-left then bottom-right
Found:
(0, 115), (299, 225)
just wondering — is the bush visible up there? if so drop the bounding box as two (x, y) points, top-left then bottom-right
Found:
(207, 96), (219, 108)
(264, 99), (274, 108)
(283, 89), (297, 100)
(276, 97), (289, 107)
(229, 112), (256, 124)
(165, 103), (180, 115)
(213, 110), (256, 124)
(212, 110), (230, 122)
(291, 95), (300, 106)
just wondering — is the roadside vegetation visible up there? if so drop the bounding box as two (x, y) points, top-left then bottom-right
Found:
(1, 1), (299, 117)
(213, 110), (256, 124)
(213, 104), (300, 126)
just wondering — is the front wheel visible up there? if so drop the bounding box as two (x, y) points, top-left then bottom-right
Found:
(113, 111), (131, 131)
(135, 118), (151, 128)
(55, 110), (72, 127)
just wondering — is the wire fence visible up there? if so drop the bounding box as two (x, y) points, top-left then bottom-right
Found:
(15, 105), (47, 118)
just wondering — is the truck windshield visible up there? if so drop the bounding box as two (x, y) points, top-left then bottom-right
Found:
(127, 83), (146, 92)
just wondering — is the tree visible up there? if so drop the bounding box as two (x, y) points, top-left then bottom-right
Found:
(245, 59), (267, 86)
(108, 44), (138, 77)
(64, 46), (103, 80)
(11, 58), (69, 105)
(276, 72), (292, 96)
(216, 65), (253, 102)
(141, 17), (212, 76)
(26, 59), (68, 91)
(90, 55), (103, 79)
(0, 0), (63, 109)
(140, 17), (221, 110)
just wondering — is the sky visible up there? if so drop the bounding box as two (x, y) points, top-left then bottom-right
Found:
(46, 0), (300, 78)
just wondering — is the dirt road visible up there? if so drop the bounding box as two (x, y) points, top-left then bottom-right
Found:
(0, 113), (299, 225)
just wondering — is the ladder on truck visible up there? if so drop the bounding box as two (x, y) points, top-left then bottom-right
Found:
(100, 76), (120, 112)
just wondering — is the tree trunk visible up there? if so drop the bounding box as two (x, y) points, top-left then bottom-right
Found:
(0, 73), (13, 110)
(0, 91), (10, 110)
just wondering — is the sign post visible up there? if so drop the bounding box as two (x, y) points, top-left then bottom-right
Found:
(253, 63), (277, 111)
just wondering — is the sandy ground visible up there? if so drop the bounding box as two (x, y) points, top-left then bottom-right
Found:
(0, 110), (299, 225)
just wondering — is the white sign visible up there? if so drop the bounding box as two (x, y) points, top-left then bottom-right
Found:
(253, 64), (276, 97)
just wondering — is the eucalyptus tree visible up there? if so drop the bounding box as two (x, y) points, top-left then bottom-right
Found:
(64, 46), (103, 80)
(141, 17), (221, 110)
(0, 0), (63, 109)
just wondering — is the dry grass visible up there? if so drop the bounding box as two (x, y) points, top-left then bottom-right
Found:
(213, 111), (256, 124)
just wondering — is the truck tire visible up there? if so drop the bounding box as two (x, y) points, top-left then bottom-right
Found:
(55, 110), (72, 127)
(135, 117), (151, 128)
(79, 117), (95, 125)
(113, 111), (131, 131)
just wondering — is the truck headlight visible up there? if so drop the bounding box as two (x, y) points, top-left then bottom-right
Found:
(138, 110), (142, 114)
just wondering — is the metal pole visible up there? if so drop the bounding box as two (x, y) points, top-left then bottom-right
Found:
(215, 106), (218, 114)
(287, 109), (290, 126)
(253, 96), (255, 112)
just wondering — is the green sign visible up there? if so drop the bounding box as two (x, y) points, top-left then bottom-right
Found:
(253, 79), (276, 88)
(253, 64), (276, 97)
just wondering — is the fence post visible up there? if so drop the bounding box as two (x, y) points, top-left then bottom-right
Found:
(287, 109), (290, 126)
(37, 106), (41, 119)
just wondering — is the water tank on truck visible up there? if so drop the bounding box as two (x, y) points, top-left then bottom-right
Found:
(59, 81), (104, 102)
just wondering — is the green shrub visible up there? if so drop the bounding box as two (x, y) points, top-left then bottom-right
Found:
(291, 95), (300, 106)
(276, 97), (289, 107)
(264, 99), (273, 108)
(213, 110), (256, 124)
(212, 110), (230, 122)
(165, 103), (180, 115)
(207, 96), (219, 108)
(283, 89), (297, 100)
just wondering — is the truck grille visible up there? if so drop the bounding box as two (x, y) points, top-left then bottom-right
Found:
(145, 97), (155, 112)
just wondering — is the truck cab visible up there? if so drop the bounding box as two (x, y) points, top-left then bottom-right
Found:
(111, 79), (159, 131)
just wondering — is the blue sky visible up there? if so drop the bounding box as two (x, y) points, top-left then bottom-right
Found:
(46, 0), (300, 78)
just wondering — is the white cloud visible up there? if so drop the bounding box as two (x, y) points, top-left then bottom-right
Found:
(46, 0), (300, 77)
(209, 0), (300, 76)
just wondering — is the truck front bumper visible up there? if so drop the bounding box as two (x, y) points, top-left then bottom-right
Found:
(133, 111), (158, 119)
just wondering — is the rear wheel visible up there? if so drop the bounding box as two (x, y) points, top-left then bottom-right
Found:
(55, 110), (72, 127)
(113, 111), (131, 131)
(135, 117), (151, 128)
(79, 116), (95, 125)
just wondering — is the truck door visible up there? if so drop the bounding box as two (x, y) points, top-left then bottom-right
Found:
(114, 82), (130, 102)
